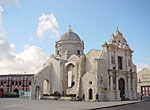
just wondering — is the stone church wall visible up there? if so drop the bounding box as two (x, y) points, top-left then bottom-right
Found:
(81, 71), (97, 101)
(96, 59), (108, 101)
(31, 58), (62, 99)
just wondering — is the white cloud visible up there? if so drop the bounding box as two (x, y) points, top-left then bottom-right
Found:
(0, 35), (48, 74)
(136, 63), (150, 72)
(0, 5), (48, 74)
(37, 13), (59, 38)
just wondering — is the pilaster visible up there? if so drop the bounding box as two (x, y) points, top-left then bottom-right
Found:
(132, 76), (137, 99)
(127, 74), (132, 99)
(115, 73), (120, 100)
(108, 71), (115, 100)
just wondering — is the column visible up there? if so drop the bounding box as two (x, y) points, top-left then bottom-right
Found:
(128, 77), (131, 91)
(128, 76), (132, 99)
(116, 76), (119, 91)
(115, 73), (120, 100)
(132, 77), (137, 99)
(110, 75), (113, 91)
(132, 78), (135, 91)
(109, 71), (114, 100)
(109, 71), (113, 91)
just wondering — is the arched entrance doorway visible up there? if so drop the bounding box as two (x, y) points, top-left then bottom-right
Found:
(35, 86), (40, 100)
(0, 88), (4, 97)
(43, 80), (50, 95)
(13, 89), (19, 97)
(118, 78), (125, 99)
(89, 88), (93, 100)
(0, 88), (4, 93)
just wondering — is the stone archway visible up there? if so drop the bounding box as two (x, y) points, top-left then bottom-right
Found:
(13, 89), (19, 97)
(35, 86), (40, 100)
(118, 78), (125, 99)
(43, 79), (50, 95)
(89, 88), (93, 100)
(64, 63), (75, 94)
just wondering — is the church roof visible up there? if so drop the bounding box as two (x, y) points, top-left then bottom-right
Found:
(59, 29), (81, 41)
(86, 49), (102, 58)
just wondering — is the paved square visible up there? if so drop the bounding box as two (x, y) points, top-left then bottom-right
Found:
(0, 98), (140, 110)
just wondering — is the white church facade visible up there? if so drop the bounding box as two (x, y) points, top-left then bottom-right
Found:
(31, 27), (137, 101)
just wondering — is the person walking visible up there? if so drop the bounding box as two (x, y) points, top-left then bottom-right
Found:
(82, 94), (85, 101)
(122, 93), (126, 101)
(95, 93), (99, 102)
(140, 92), (143, 100)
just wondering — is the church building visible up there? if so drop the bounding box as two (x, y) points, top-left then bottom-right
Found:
(31, 27), (137, 101)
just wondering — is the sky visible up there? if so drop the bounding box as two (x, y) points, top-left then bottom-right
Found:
(0, 0), (150, 74)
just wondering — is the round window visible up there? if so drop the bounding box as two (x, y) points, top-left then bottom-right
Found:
(89, 81), (92, 85)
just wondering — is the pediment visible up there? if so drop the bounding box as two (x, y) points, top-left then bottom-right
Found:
(67, 54), (80, 61)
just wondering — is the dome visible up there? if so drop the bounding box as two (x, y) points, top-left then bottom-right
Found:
(59, 29), (81, 41)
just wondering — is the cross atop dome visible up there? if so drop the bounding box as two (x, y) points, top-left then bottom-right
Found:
(68, 24), (72, 32)
(69, 24), (71, 29)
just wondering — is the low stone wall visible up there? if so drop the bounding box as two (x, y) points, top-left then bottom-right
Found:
(41, 96), (58, 100)
(60, 96), (73, 101)
(41, 96), (77, 101)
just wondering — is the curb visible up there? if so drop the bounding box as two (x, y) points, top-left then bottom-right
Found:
(86, 100), (149, 110)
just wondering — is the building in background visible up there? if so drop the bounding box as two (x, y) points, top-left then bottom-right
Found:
(137, 68), (150, 96)
(0, 73), (34, 96)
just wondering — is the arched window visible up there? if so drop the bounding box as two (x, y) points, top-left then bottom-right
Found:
(43, 80), (50, 95)
(77, 50), (80, 55)
(118, 56), (123, 70)
(118, 40), (121, 46)
(19, 81), (21, 85)
(12, 81), (14, 85)
(29, 81), (31, 85)
(66, 63), (75, 88)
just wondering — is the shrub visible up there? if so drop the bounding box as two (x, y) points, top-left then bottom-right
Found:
(50, 91), (61, 97)
(65, 94), (76, 97)
(43, 94), (50, 96)
(2, 92), (19, 98)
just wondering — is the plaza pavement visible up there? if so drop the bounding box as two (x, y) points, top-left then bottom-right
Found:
(0, 98), (141, 110)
